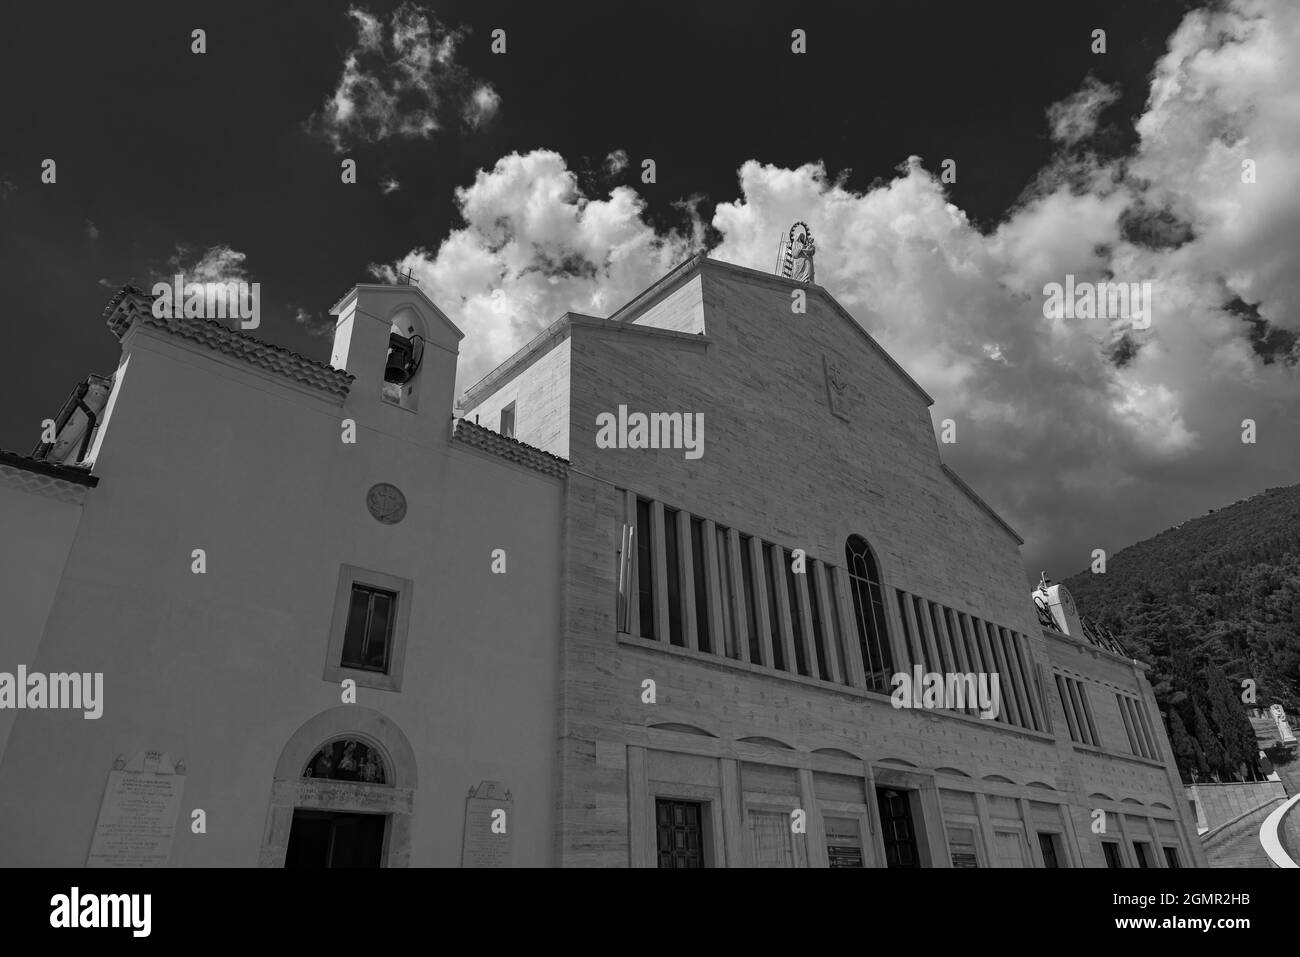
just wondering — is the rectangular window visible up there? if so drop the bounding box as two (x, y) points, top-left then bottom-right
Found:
(747, 809), (796, 867)
(663, 506), (684, 647)
(1163, 846), (1181, 869)
(825, 569), (849, 685)
(655, 799), (705, 868)
(1057, 674), (1098, 746)
(636, 498), (655, 639)
(1037, 832), (1063, 868)
(808, 563), (831, 681)
(929, 603), (952, 674)
(1133, 841), (1152, 869)
(1117, 693), (1156, 758)
(499, 402), (515, 439)
(690, 517), (711, 654)
(763, 543), (785, 671)
(913, 596), (934, 673)
(1102, 841), (1124, 869)
(896, 592), (916, 670)
(784, 549), (809, 676)
(341, 584), (397, 672)
(715, 526), (737, 658)
(739, 534), (762, 665)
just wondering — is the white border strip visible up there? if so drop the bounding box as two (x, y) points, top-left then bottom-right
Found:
(1261, 791), (1300, 868)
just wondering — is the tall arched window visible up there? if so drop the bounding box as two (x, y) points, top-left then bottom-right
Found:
(846, 535), (894, 691)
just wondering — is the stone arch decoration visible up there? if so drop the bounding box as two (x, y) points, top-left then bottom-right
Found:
(259, 706), (418, 867)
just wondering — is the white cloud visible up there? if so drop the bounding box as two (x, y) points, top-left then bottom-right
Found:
(1046, 75), (1121, 146)
(294, 305), (334, 339)
(604, 149), (629, 176)
(307, 3), (499, 151)
(462, 85), (500, 129)
(370, 149), (703, 389)
(165, 244), (251, 285)
(84, 220), (99, 240)
(378, 0), (1300, 577)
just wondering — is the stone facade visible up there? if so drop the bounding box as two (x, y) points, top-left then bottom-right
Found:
(466, 254), (1206, 868)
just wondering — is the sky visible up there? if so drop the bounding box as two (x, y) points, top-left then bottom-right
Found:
(1, 0), (1296, 583)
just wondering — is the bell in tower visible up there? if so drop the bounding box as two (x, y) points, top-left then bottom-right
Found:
(384, 331), (422, 384)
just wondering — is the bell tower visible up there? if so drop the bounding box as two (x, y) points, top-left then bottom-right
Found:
(329, 282), (464, 430)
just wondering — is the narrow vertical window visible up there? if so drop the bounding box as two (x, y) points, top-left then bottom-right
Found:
(690, 517), (711, 654)
(739, 534), (761, 664)
(808, 564), (831, 681)
(847, 536), (894, 692)
(783, 548), (809, 676)
(715, 525), (736, 658)
(663, 506), (684, 647)
(499, 402), (515, 439)
(636, 497), (654, 639)
(763, 543), (785, 671)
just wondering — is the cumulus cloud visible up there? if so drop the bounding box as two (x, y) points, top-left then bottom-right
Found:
(370, 149), (704, 388)
(307, 3), (499, 151)
(379, 0), (1300, 577)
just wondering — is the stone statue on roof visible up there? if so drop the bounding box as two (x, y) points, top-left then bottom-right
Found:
(790, 223), (816, 284)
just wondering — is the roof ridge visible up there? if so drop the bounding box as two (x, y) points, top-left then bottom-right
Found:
(103, 285), (354, 399)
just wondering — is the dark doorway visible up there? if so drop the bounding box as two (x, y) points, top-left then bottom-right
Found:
(875, 787), (920, 868)
(285, 810), (386, 867)
(655, 799), (704, 868)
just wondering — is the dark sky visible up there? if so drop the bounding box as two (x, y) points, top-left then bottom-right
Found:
(1, 0), (1211, 578)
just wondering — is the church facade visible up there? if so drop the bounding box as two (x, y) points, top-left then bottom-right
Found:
(0, 252), (1205, 867)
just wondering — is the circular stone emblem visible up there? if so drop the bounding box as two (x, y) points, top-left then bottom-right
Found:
(366, 483), (407, 525)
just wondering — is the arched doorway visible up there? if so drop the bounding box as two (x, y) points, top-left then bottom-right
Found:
(259, 707), (417, 867)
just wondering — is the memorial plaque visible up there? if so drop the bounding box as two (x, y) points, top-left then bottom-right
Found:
(461, 780), (513, 868)
(825, 815), (864, 868)
(87, 751), (186, 868)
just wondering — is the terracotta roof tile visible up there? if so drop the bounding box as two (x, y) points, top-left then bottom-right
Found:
(104, 286), (353, 400)
(451, 419), (568, 478)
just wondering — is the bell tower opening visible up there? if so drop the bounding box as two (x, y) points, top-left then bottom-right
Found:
(381, 306), (426, 411)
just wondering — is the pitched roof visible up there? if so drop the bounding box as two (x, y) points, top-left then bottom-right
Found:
(451, 418), (569, 478)
(104, 286), (354, 400)
(608, 254), (935, 407)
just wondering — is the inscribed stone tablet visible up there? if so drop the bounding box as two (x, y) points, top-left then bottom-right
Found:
(86, 751), (186, 868)
(461, 780), (513, 868)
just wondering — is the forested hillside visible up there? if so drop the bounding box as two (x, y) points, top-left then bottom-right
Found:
(1063, 485), (1300, 783)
